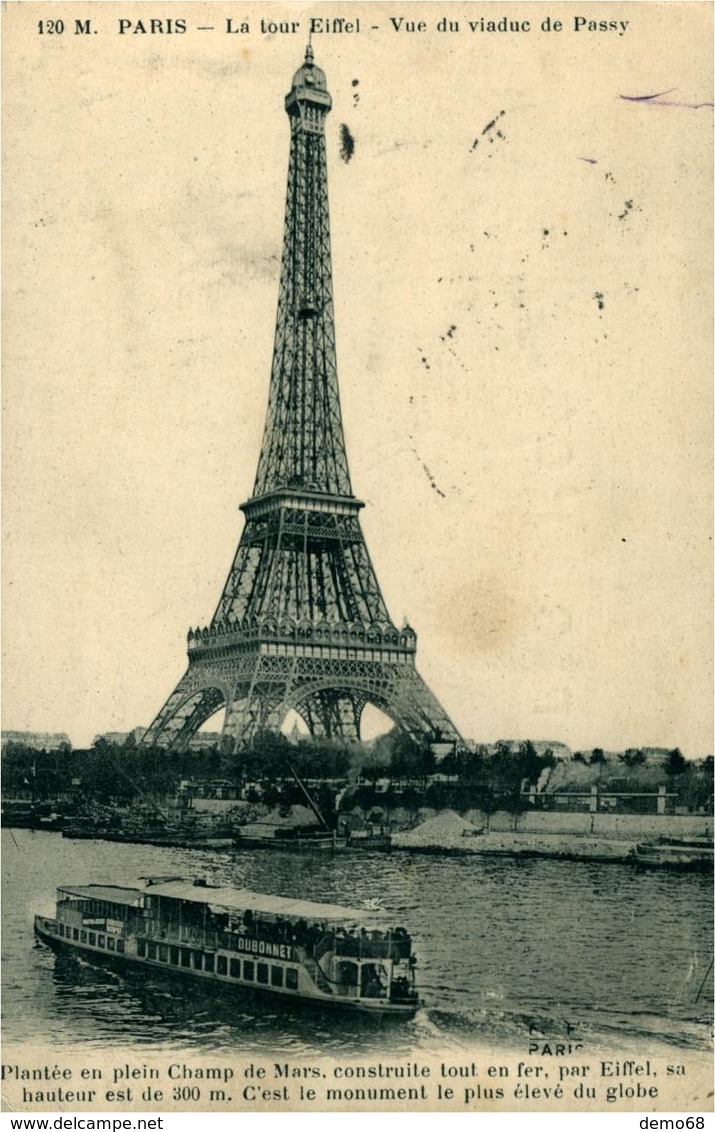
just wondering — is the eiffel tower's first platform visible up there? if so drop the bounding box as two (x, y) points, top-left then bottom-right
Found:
(143, 48), (463, 752)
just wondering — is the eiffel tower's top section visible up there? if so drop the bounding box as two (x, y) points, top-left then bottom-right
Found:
(251, 49), (353, 502)
(286, 44), (331, 110)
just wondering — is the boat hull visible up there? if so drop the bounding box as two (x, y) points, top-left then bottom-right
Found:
(33, 916), (418, 1018)
(234, 834), (344, 852)
(632, 838), (713, 871)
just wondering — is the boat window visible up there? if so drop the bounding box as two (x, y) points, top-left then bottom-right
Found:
(204, 953), (215, 973)
(256, 963), (269, 985)
(180, 949), (191, 968)
(336, 960), (358, 986)
(58, 924), (64, 937)
(107, 937), (116, 951)
(88, 932), (96, 945)
(286, 968), (298, 990)
(217, 955), (227, 975)
(80, 930), (87, 943)
(230, 958), (241, 978)
(170, 947), (179, 965)
(192, 950), (203, 969)
(158, 944), (168, 962)
(116, 939), (125, 954)
(98, 935), (106, 948)
(147, 942), (157, 960)
(271, 966), (283, 988)
(73, 928), (79, 941)
(360, 962), (387, 999)
(137, 939), (146, 958)
(243, 960), (254, 981)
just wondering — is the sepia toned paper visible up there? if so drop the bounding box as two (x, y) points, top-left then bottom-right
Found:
(2, 0), (713, 1116)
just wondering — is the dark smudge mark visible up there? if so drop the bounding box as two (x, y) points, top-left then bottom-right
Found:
(620, 89), (713, 109)
(339, 124), (355, 163)
(472, 110), (506, 152)
(594, 291), (605, 311)
(579, 157), (598, 164)
(413, 449), (446, 498)
(482, 109), (506, 134)
(620, 88), (677, 102)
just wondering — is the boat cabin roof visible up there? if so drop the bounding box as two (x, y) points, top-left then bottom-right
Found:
(58, 884), (145, 906)
(146, 880), (385, 926)
(56, 880), (388, 927)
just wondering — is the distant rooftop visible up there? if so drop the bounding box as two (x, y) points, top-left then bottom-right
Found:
(2, 730), (71, 750)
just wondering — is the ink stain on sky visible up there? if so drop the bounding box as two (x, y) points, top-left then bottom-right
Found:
(620, 89), (714, 109)
(339, 123), (355, 163)
(471, 110), (506, 151)
(412, 448), (446, 498)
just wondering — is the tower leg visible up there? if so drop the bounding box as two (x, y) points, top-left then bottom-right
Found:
(142, 676), (228, 751)
(298, 690), (365, 740)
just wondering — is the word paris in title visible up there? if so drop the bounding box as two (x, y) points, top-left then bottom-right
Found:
(37, 13), (632, 37)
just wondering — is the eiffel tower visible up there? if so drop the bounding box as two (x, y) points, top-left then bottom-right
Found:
(143, 47), (462, 753)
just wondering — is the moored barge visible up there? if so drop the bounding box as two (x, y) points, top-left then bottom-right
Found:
(34, 877), (419, 1015)
(632, 836), (714, 871)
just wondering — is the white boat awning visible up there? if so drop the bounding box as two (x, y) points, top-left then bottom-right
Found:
(58, 884), (145, 906)
(146, 880), (386, 926)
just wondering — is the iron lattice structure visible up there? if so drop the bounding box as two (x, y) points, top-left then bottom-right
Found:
(143, 48), (462, 752)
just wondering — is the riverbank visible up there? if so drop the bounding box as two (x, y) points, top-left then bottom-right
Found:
(5, 797), (712, 867)
(389, 809), (713, 865)
(392, 828), (638, 863)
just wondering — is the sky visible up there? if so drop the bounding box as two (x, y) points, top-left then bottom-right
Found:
(3, 2), (713, 755)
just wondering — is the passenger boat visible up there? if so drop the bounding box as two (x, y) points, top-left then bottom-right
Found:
(34, 877), (419, 1016)
(632, 836), (714, 871)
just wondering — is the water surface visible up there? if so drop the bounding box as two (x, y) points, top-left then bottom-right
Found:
(2, 829), (712, 1055)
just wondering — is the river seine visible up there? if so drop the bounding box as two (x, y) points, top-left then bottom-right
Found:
(2, 829), (712, 1056)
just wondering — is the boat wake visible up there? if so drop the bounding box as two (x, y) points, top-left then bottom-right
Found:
(417, 1001), (713, 1055)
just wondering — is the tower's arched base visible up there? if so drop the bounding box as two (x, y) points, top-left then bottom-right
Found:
(142, 643), (460, 753)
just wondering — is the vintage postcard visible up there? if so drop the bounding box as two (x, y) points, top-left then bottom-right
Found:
(2, 0), (713, 1117)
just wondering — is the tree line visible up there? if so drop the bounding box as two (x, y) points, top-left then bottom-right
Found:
(2, 733), (712, 812)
